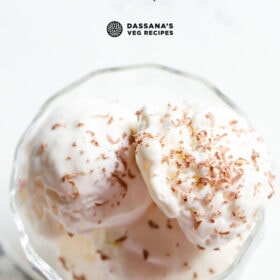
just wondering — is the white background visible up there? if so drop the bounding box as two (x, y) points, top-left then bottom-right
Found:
(0, 0), (280, 279)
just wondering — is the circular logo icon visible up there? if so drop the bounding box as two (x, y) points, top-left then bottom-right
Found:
(107, 21), (123, 37)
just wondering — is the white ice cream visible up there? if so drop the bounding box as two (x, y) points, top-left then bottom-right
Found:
(135, 102), (274, 248)
(18, 98), (151, 236)
(15, 98), (274, 280)
(12, 67), (275, 280)
(53, 204), (247, 280)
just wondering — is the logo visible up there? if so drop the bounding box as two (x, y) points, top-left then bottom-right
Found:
(106, 21), (174, 37)
(107, 21), (123, 37)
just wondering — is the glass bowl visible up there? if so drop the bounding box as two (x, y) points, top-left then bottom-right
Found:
(9, 64), (264, 280)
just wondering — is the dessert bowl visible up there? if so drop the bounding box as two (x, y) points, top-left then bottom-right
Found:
(9, 64), (267, 280)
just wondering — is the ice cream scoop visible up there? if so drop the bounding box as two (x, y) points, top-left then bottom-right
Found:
(135, 102), (274, 248)
(18, 98), (151, 236)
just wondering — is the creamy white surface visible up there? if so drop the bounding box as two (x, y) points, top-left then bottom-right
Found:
(18, 98), (151, 235)
(54, 204), (245, 280)
(136, 102), (274, 248)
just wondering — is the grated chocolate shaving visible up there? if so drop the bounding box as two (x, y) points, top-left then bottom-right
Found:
(90, 139), (99, 146)
(251, 149), (260, 171)
(107, 134), (120, 144)
(37, 143), (48, 155)
(107, 116), (114, 124)
(86, 130), (95, 137)
(115, 234), (128, 244)
(193, 220), (202, 231)
(76, 122), (84, 127)
(143, 249), (149, 260)
(96, 250), (110, 261)
(51, 123), (65, 130)
(197, 244), (205, 250)
(115, 147), (128, 170)
(61, 172), (79, 182)
(111, 172), (128, 194)
(127, 169), (136, 179)
(58, 256), (69, 270)
(148, 220), (159, 229)
(73, 274), (86, 280)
